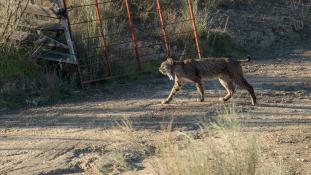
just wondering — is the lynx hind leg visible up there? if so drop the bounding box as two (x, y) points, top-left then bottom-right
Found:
(234, 76), (256, 105)
(195, 82), (205, 102)
(162, 78), (182, 104)
(219, 78), (235, 102)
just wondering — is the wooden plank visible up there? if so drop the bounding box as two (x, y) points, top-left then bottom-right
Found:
(9, 31), (68, 49)
(0, 1), (58, 18)
(37, 35), (68, 49)
(41, 23), (65, 31)
(35, 50), (76, 64)
(61, 18), (78, 64)
(54, 0), (77, 64)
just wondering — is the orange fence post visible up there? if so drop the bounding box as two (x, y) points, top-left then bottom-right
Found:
(156, 0), (170, 58)
(94, 0), (112, 76)
(187, 0), (202, 59)
(124, 0), (142, 71)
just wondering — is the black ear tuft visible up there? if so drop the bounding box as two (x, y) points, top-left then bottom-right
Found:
(167, 57), (174, 65)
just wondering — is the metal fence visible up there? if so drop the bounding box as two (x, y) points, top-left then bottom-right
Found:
(1, 0), (202, 84)
(63, 0), (202, 84)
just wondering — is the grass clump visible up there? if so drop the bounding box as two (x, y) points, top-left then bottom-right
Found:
(97, 118), (155, 174)
(150, 108), (259, 175)
(0, 46), (79, 110)
(95, 108), (289, 175)
(201, 29), (245, 58)
(0, 48), (40, 81)
(152, 132), (258, 175)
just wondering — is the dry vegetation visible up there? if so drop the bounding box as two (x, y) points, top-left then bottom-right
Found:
(94, 109), (290, 175)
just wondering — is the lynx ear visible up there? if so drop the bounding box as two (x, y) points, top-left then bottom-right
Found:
(167, 58), (174, 65)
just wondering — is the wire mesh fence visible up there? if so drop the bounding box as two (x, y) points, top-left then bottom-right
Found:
(63, 0), (202, 84)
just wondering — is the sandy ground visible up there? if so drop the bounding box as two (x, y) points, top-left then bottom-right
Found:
(0, 48), (311, 174)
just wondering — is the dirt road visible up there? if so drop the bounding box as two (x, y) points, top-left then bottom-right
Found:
(1, 48), (311, 174)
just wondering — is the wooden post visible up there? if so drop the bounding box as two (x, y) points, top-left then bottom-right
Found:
(61, 0), (86, 85)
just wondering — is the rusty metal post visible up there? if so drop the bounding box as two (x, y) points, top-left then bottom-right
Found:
(187, 0), (202, 59)
(124, 0), (142, 71)
(94, 0), (112, 76)
(156, 0), (170, 58)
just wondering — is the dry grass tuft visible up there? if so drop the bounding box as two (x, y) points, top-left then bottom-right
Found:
(149, 108), (258, 175)
(97, 109), (288, 175)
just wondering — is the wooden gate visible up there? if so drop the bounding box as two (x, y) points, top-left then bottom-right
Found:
(0, 0), (77, 64)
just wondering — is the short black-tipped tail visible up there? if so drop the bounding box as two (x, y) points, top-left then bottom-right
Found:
(238, 55), (251, 63)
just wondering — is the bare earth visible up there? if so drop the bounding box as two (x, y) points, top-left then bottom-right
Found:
(0, 48), (311, 174)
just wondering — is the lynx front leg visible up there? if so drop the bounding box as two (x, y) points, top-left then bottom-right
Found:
(195, 82), (204, 102)
(162, 78), (182, 104)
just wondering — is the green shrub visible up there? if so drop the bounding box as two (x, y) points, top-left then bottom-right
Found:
(0, 47), (80, 109)
(201, 29), (245, 57)
(0, 48), (40, 80)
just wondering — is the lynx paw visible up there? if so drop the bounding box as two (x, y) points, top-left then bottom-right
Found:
(251, 98), (257, 106)
(219, 98), (225, 102)
(161, 100), (170, 105)
(197, 98), (204, 102)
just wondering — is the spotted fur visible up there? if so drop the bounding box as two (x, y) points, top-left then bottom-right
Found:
(159, 56), (256, 105)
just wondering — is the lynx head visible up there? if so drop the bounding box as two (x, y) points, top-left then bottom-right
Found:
(159, 58), (174, 81)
